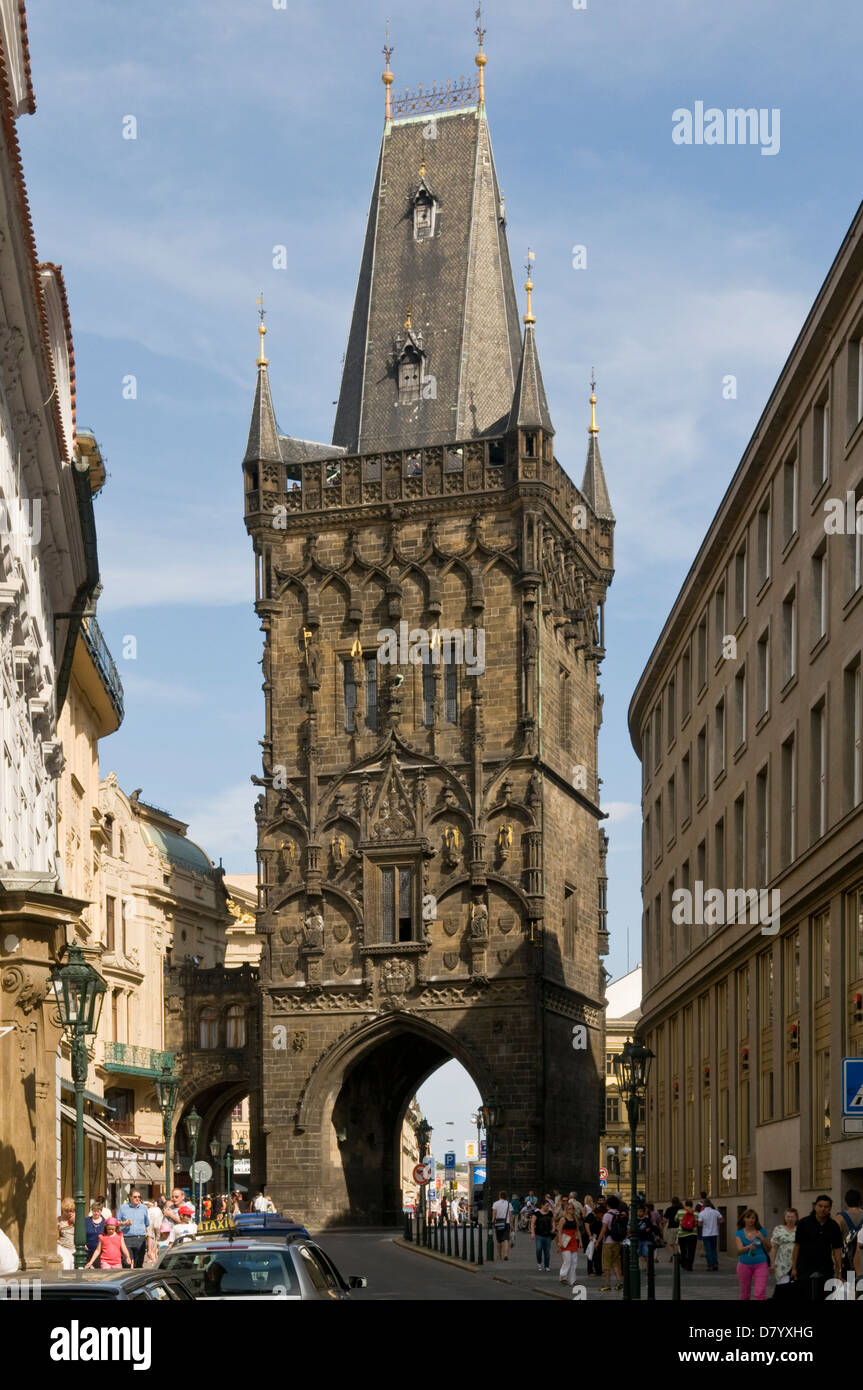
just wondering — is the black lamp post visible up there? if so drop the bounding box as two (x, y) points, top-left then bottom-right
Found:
(416, 1116), (432, 1233)
(614, 1032), (654, 1300)
(481, 1102), (500, 1261)
(185, 1107), (202, 1218)
(224, 1143), (234, 1203)
(209, 1135), (222, 1197)
(49, 941), (107, 1269)
(155, 1064), (180, 1199)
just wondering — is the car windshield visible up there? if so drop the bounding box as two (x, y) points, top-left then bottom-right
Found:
(160, 1248), (298, 1297)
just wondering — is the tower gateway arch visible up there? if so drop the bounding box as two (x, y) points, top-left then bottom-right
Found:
(241, 35), (615, 1226)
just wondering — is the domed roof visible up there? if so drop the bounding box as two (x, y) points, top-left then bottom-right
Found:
(141, 824), (214, 876)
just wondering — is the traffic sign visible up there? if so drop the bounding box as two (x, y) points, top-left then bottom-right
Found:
(599, 1178), (607, 1188)
(444, 1152), (456, 1170)
(842, 1057), (863, 1116)
(599, 1167), (608, 1181)
(191, 1160), (213, 1183)
(465, 1141), (478, 1160)
(843, 1117), (863, 1135)
(413, 1162), (432, 1185)
(480, 1138), (486, 1158)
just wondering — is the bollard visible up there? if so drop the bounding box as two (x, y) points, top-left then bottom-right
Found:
(477, 1222), (483, 1265)
(622, 1242), (631, 1300)
(469, 1220), (475, 1263)
(672, 1250), (681, 1300)
(446, 1220), (452, 1257)
(462, 1221), (468, 1260)
(434, 1218), (440, 1252)
(405, 1211), (411, 1242)
(647, 1243), (655, 1300)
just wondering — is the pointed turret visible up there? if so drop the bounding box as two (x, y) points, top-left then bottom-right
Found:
(244, 309), (283, 469)
(581, 377), (614, 521)
(507, 266), (554, 436)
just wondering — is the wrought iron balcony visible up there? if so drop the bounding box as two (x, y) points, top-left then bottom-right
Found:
(103, 1042), (174, 1077)
(82, 613), (124, 722)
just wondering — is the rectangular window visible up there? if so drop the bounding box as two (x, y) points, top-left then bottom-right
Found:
(781, 588), (797, 686)
(734, 543), (747, 626)
(756, 765), (769, 883)
(120, 899), (128, 956)
(381, 865), (414, 944)
(696, 838), (706, 889)
(681, 751), (691, 825)
(422, 661), (436, 727)
(714, 581), (726, 662)
(696, 615), (708, 692)
(654, 891), (663, 974)
(814, 1048), (830, 1146)
(105, 895), (115, 953)
(606, 1094), (620, 1125)
(714, 816), (725, 886)
(810, 698), (827, 841)
(681, 645), (691, 719)
(811, 544), (827, 646)
(654, 795), (663, 859)
(642, 722), (650, 785)
(644, 813), (651, 872)
(784, 930), (800, 1013)
(813, 911), (831, 1000)
(813, 395), (830, 491)
(714, 698), (726, 777)
(738, 964), (751, 1040)
(734, 666), (746, 749)
(652, 704), (662, 772)
(344, 660), (357, 733)
(666, 675), (676, 748)
(782, 453), (798, 545)
(696, 725), (707, 802)
(757, 629), (770, 718)
(733, 793), (745, 887)
(559, 668), (572, 749)
(444, 651), (458, 725)
(848, 888), (863, 985)
(847, 337), (863, 436)
(564, 885), (578, 957)
(365, 657), (378, 733)
(780, 734), (796, 867)
(605, 1051), (615, 1077)
(667, 774), (676, 843)
(756, 498), (771, 589)
(844, 659), (863, 812)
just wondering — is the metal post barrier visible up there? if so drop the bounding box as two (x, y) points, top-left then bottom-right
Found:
(469, 1220), (476, 1263)
(462, 1221), (468, 1260)
(434, 1217), (440, 1252)
(446, 1220), (452, 1257)
(477, 1220), (483, 1265)
(405, 1211), (411, 1242)
(622, 1242), (631, 1300)
(647, 1243), (655, 1300)
(672, 1250), (681, 1300)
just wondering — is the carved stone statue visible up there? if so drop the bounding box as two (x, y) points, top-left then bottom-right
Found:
(522, 615), (538, 662)
(302, 908), (324, 950)
(330, 834), (346, 868)
(441, 824), (461, 869)
(306, 635), (322, 686)
(469, 899), (489, 939)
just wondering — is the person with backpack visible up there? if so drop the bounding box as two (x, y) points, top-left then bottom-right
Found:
(677, 1199), (698, 1270)
(836, 1188), (863, 1278)
(491, 1191), (513, 1261)
(600, 1195), (626, 1291)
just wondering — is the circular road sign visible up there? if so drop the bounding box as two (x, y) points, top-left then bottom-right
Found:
(192, 1160), (213, 1183)
(413, 1162), (431, 1185)
(599, 1167), (608, 1181)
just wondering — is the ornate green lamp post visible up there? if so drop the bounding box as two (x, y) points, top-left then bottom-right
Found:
(209, 1135), (222, 1198)
(224, 1143), (234, 1203)
(416, 1116), (431, 1238)
(49, 942), (107, 1269)
(185, 1107), (202, 1218)
(155, 1064), (180, 1199)
(614, 1032), (654, 1300)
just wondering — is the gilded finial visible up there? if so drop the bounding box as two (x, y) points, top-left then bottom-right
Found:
(523, 249), (536, 325)
(419, 157), (426, 179)
(405, 306), (412, 330)
(382, 20), (394, 122)
(475, 2), (487, 105)
(589, 372), (598, 434)
(256, 294), (268, 367)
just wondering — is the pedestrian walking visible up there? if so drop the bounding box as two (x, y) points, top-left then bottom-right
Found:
(492, 1191), (512, 1260)
(84, 1199), (106, 1266)
(663, 1197), (682, 1263)
(116, 1189), (152, 1267)
(57, 1199), (76, 1270)
(85, 1217), (130, 1270)
(510, 1193), (520, 1244)
(585, 1199), (604, 1276)
(698, 1199), (723, 1271)
(836, 1188), (863, 1276)
(636, 1203), (657, 1273)
(599, 1195), (625, 1292)
(676, 1199), (698, 1271)
(531, 1199), (554, 1272)
(735, 1209), (771, 1300)
(791, 1196), (842, 1299)
(167, 1204), (198, 1244)
(556, 1200), (580, 1286)
(769, 1209), (798, 1295)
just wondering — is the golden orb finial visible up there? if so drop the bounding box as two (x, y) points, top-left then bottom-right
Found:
(382, 21), (394, 121)
(523, 249), (536, 325)
(589, 372), (599, 434)
(475, 2), (487, 105)
(256, 294), (268, 367)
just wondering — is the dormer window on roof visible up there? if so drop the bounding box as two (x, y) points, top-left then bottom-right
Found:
(393, 318), (426, 404)
(412, 165), (438, 242)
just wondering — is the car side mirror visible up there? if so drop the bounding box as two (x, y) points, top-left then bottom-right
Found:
(347, 1275), (368, 1289)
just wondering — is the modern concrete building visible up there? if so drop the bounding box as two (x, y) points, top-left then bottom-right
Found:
(629, 197), (863, 1237)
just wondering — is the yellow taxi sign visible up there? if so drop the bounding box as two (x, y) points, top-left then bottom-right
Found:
(196, 1217), (236, 1235)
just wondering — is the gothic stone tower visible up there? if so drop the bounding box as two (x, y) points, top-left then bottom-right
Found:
(243, 50), (614, 1226)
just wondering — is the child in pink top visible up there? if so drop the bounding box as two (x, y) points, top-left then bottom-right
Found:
(85, 1218), (130, 1270)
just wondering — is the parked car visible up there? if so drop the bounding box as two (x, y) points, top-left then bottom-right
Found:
(12, 1269), (194, 1301)
(230, 1214), (310, 1238)
(157, 1235), (367, 1300)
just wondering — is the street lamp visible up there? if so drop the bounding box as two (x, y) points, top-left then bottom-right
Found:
(185, 1107), (202, 1218)
(481, 1103), (501, 1261)
(416, 1116), (432, 1233)
(614, 1032), (654, 1300)
(49, 941), (107, 1269)
(224, 1143), (234, 1202)
(155, 1064), (180, 1199)
(209, 1135), (222, 1196)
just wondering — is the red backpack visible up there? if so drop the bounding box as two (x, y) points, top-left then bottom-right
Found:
(680, 1209), (696, 1232)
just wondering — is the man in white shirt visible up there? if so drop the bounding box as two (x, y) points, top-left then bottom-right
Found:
(491, 1191), (512, 1261)
(252, 1191), (269, 1213)
(697, 1201), (723, 1271)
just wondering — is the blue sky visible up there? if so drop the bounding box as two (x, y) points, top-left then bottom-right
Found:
(18, 0), (863, 1155)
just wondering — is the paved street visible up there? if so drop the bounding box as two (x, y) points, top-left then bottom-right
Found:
(315, 1227), (744, 1302)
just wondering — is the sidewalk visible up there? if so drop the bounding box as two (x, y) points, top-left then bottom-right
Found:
(397, 1226), (742, 1301)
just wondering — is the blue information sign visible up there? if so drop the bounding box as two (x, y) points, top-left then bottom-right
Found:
(444, 1152), (456, 1170)
(480, 1138), (487, 1158)
(842, 1057), (863, 1116)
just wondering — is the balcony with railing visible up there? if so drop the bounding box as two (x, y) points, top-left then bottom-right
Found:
(103, 1042), (174, 1077)
(82, 613), (124, 722)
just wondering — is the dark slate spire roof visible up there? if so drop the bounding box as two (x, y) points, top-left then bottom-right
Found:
(581, 391), (614, 521)
(507, 323), (554, 435)
(333, 106), (523, 453)
(244, 362), (283, 466)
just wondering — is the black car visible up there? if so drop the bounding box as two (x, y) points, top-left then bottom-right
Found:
(8, 1269), (194, 1301)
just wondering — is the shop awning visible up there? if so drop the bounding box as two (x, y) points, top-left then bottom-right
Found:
(107, 1157), (164, 1184)
(59, 1104), (136, 1154)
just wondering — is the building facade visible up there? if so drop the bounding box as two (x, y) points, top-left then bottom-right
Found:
(242, 44), (614, 1226)
(630, 198), (863, 1237)
(602, 964), (645, 1192)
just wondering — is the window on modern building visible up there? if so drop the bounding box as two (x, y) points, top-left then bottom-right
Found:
(848, 887), (863, 988)
(654, 794), (662, 859)
(780, 734), (796, 867)
(755, 764), (769, 883)
(696, 725), (707, 803)
(642, 721), (651, 785)
(105, 894), (116, 954)
(844, 658), (863, 813)
(681, 644), (691, 720)
(782, 452), (798, 546)
(734, 666), (746, 749)
(696, 614), (708, 692)
(654, 891), (662, 973)
(443, 650), (458, 725)
(845, 477), (863, 597)
(199, 1007), (219, 1049)
(652, 703), (662, 773)
(226, 1004), (246, 1049)
(811, 543), (827, 647)
(681, 750), (691, 825)
(714, 698), (725, 777)
(644, 812), (651, 872)
(733, 793), (745, 888)
(681, 858), (690, 895)
(756, 498), (771, 589)
(737, 964), (750, 1040)
(666, 674), (676, 748)
(381, 865), (415, 943)
(364, 657), (378, 732)
(810, 698), (827, 842)
(713, 581), (726, 662)
(813, 394), (830, 491)
(667, 774), (676, 843)
(781, 588), (797, 686)
(847, 335), (863, 436)
(757, 629), (770, 718)
(696, 838), (706, 890)
(714, 816), (725, 888)
(344, 659), (357, 733)
(734, 542), (747, 627)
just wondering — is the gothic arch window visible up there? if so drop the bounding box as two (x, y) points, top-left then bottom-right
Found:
(398, 346), (422, 402)
(199, 1006), (219, 1049)
(226, 1004), (246, 1049)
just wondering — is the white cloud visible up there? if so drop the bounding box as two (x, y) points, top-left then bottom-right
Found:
(602, 801), (640, 824)
(119, 675), (204, 706)
(180, 782), (257, 868)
